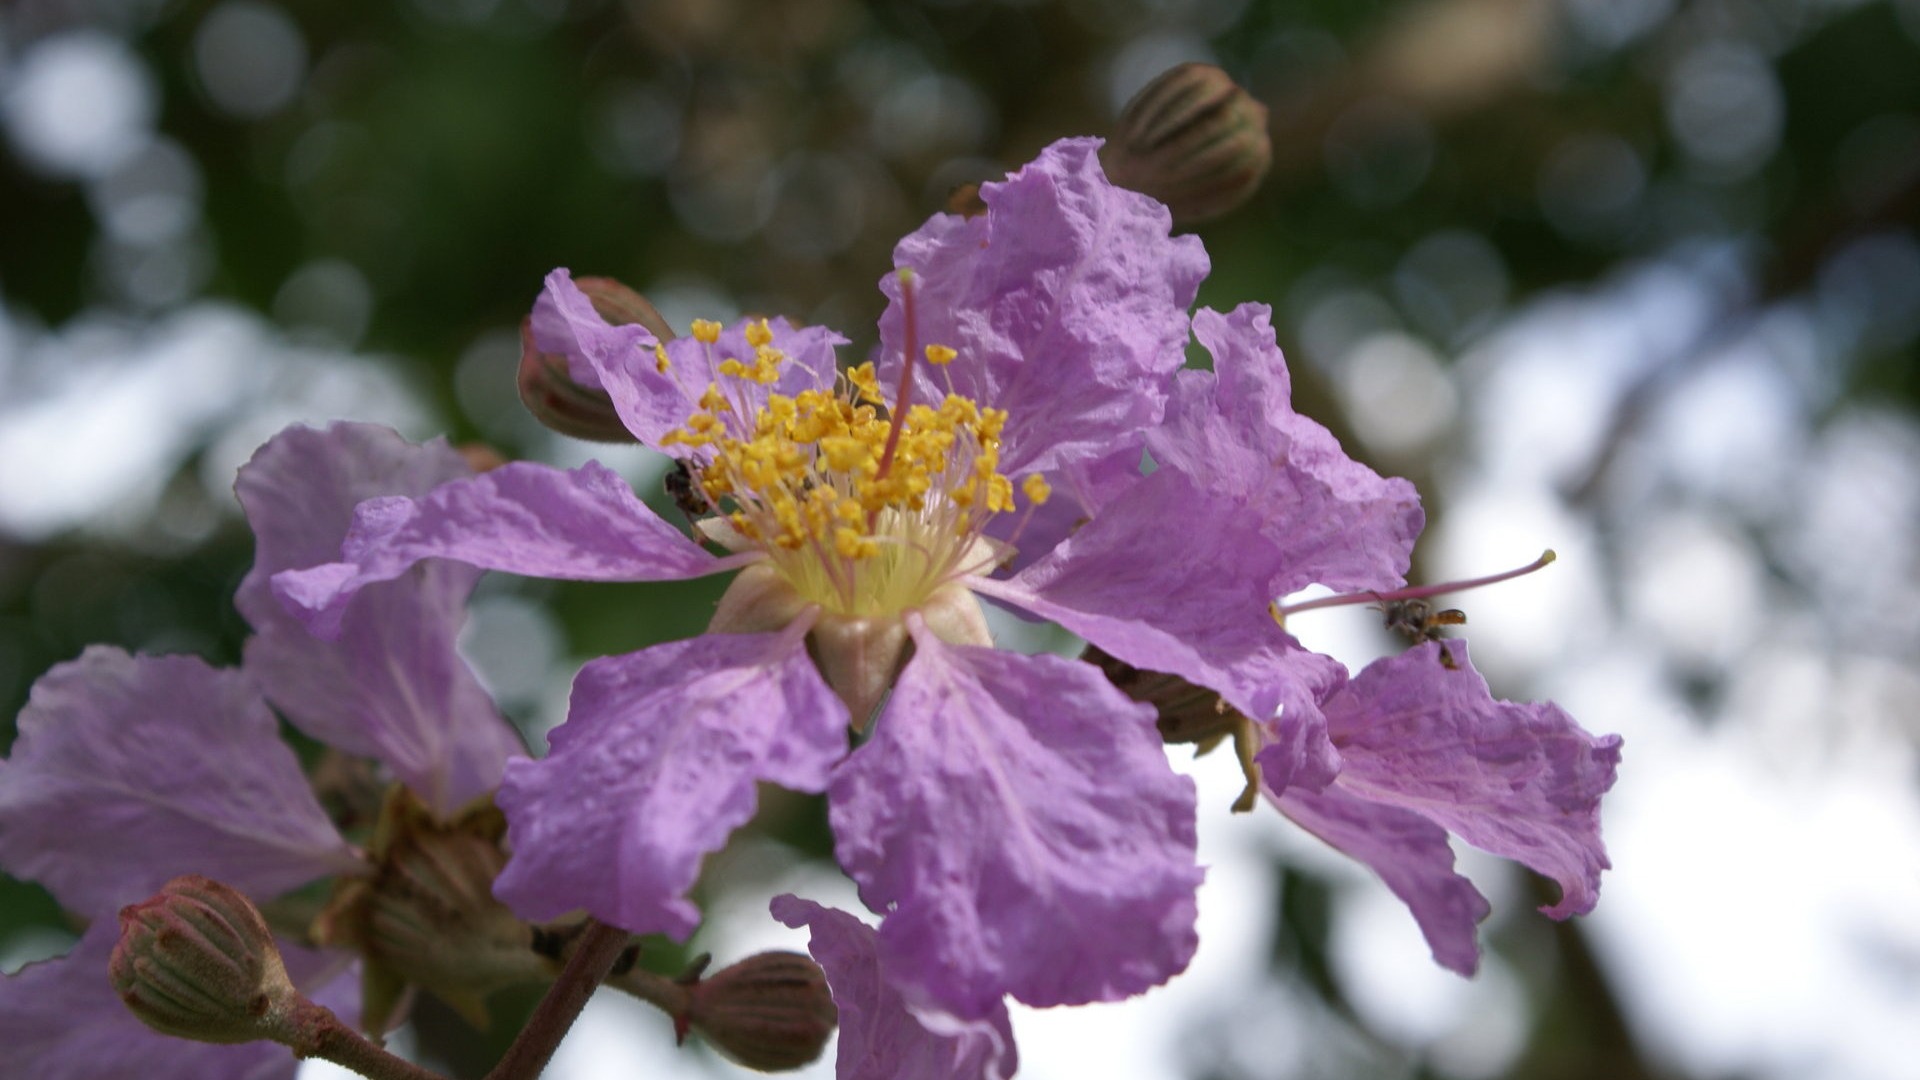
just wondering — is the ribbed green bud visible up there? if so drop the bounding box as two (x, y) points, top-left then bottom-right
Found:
(518, 275), (673, 442)
(312, 789), (547, 1033)
(109, 875), (298, 1044)
(684, 951), (837, 1072)
(1102, 63), (1272, 226)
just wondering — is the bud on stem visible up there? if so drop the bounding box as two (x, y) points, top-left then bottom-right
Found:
(1103, 63), (1272, 226)
(611, 950), (836, 1071)
(110, 875), (300, 1044)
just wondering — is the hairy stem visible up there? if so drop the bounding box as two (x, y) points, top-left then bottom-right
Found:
(277, 1000), (447, 1080)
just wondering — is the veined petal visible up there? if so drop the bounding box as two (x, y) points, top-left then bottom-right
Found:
(0, 923), (298, 1080)
(878, 138), (1208, 477)
(1272, 785), (1492, 976)
(235, 422), (522, 816)
(494, 630), (848, 938)
(974, 469), (1348, 727)
(828, 619), (1200, 1018)
(272, 459), (727, 640)
(1324, 643), (1622, 919)
(529, 266), (656, 392)
(534, 269), (847, 457)
(1148, 305), (1424, 595)
(986, 444), (1145, 575)
(0, 648), (361, 916)
(770, 896), (1018, 1080)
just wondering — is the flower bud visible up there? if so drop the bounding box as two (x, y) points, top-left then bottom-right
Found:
(1084, 644), (1238, 746)
(312, 790), (546, 1032)
(109, 875), (298, 1044)
(684, 951), (837, 1072)
(518, 275), (673, 442)
(1102, 63), (1272, 226)
(1086, 644), (1265, 810)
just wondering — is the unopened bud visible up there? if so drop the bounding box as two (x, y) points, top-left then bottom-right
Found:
(684, 951), (837, 1072)
(1084, 644), (1237, 746)
(313, 790), (545, 1032)
(1103, 63), (1272, 226)
(1086, 645), (1265, 811)
(109, 875), (298, 1044)
(945, 182), (988, 218)
(518, 276), (673, 442)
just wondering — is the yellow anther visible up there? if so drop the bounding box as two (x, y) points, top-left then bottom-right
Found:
(691, 319), (723, 344)
(820, 436), (870, 472)
(718, 358), (748, 379)
(986, 474), (1014, 513)
(1021, 473), (1052, 506)
(698, 385), (731, 413)
(834, 526), (878, 559)
(745, 319), (774, 347)
(924, 343), (957, 365)
(977, 408), (1008, 440)
(847, 363), (884, 405)
(654, 344), (671, 374)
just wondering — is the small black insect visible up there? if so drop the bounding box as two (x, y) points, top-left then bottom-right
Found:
(1379, 598), (1468, 669)
(665, 460), (712, 525)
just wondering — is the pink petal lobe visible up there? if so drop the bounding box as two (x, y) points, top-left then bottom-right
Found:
(0, 648), (359, 915)
(494, 631), (848, 937)
(533, 269), (846, 456)
(1272, 785), (1492, 975)
(235, 422), (522, 815)
(878, 138), (1207, 477)
(1323, 643), (1622, 919)
(272, 459), (723, 639)
(771, 895), (1018, 1080)
(828, 624), (1200, 1018)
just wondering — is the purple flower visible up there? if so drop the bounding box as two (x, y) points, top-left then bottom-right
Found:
(271, 138), (1434, 1026)
(0, 422), (520, 1076)
(1270, 642), (1622, 976)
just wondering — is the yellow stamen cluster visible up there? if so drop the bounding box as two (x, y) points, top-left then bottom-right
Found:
(659, 325), (1035, 615)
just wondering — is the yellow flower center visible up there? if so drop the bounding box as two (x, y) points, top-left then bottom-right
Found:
(660, 322), (1046, 617)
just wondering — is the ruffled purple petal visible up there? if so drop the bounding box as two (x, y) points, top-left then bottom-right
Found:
(1323, 642), (1622, 919)
(528, 267), (655, 391)
(533, 269), (847, 456)
(0, 648), (360, 916)
(494, 630), (848, 937)
(986, 443), (1146, 575)
(828, 619), (1200, 1017)
(0, 923), (298, 1080)
(973, 469), (1348, 729)
(272, 459), (726, 639)
(1272, 785), (1492, 976)
(1147, 305), (1424, 595)
(877, 138), (1207, 477)
(235, 422), (522, 816)
(770, 895), (1018, 1080)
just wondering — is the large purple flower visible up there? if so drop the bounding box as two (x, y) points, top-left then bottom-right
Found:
(272, 138), (1432, 1024)
(0, 422), (521, 1077)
